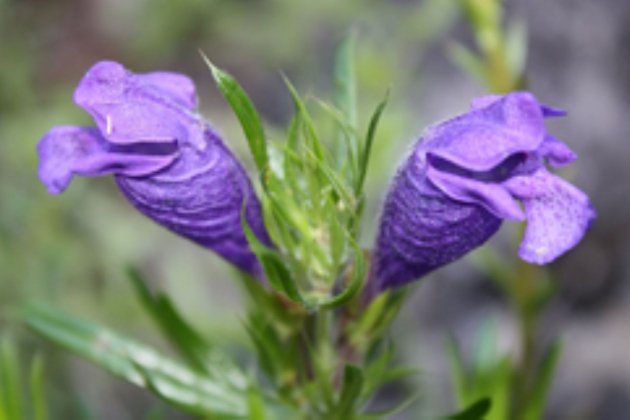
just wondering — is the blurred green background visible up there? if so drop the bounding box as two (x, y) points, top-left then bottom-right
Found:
(1, 0), (628, 418)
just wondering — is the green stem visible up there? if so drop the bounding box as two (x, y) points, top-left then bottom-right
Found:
(507, 261), (540, 420)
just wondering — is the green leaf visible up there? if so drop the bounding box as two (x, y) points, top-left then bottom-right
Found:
(283, 113), (304, 195)
(299, 145), (355, 212)
(362, 392), (421, 419)
(127, 267), (213, 374)
(0, 336), (24, 420)
(504, 20), (527, 80)
(246, 385), (267, 420)
(282, 75), (326, 163)
(334, 31), (358, 129)
(23, 305), (250, 418)
(335, 365), (364, 417)
(523, 341), (562, 420)
(240, 207), (304, 305)
(447, 42), (487, 86)
(445, 335), (468, 405)
(445, 398), (492, 420)
(472, 318), (499, 377)
(318, 235), (364, 309)
(243, 317), (286, 383)
(29, 354), (47, 420)
(313, 98), (359, 181)
(201, 53), (269, 174)
(356, 91), (388, 195)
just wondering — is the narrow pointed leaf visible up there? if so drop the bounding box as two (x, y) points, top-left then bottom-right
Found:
(282, 75), (326, 162)
(29, 354), (47, 420)
(445, 335), (468, 405)
(523, 341), (562, 420)
(23, 305), (250, 418)
(356, 91), (388, 195)
(363, 392), (421, 419)
(241, 208), (304, 305)
(0, 336), (24, 420)
(319, 236), (364, 309)
(314, 98), (359, 179)
(505, 20), (528, 79)
(335, 32), (358, 128)
(127, 267), (214, 374)
(336, 364), (364, 417)
(202, 53), (269, 173)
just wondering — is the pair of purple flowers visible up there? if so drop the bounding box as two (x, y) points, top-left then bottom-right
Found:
(37, 61), (595, 295)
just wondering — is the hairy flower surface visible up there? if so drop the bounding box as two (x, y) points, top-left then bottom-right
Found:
(371, 92), (595, 291)
(37, 61), (270, 277)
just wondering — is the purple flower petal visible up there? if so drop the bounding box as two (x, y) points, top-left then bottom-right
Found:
(539, 135), (577, 167)
(540, 105), (567, 118)
(424, 92), (545, 172)
(469, 94), (502, 110)
(370, 155), (502, 291)
(426, 163), (525, 220)
(116, 127), (270, 277)
(73, 61), (203, 148)
(472, 95), (567, 119)
(37, 126), (178, 194)
(141, 71), (198, 110)
(504, 169), (596, 264)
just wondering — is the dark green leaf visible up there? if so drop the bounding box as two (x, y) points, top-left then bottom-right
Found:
(356, 91), (388, 195)
(240, 207), (304, 305)
(335, 365), (364, 417)
(318, 235), (364, 309)
(201, 53), (269, 174)
(445, 398), (492, 420)
(523, 341), (562, 420)
(127, 267), (212, 374)
(445, 335), (468, 405)
(243, 318), (285, 382)
(362, 392), (421, 419)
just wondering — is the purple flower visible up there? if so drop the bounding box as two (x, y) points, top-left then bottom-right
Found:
(37, 61), (270, 277)
(370, 92), (595, 292)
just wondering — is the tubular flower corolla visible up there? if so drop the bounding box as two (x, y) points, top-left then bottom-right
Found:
(37, 61), (270, 277)
(370, 92), (595, 292)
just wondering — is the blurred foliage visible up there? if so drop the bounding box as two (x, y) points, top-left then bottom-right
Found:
(0, 335), (47, 420)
